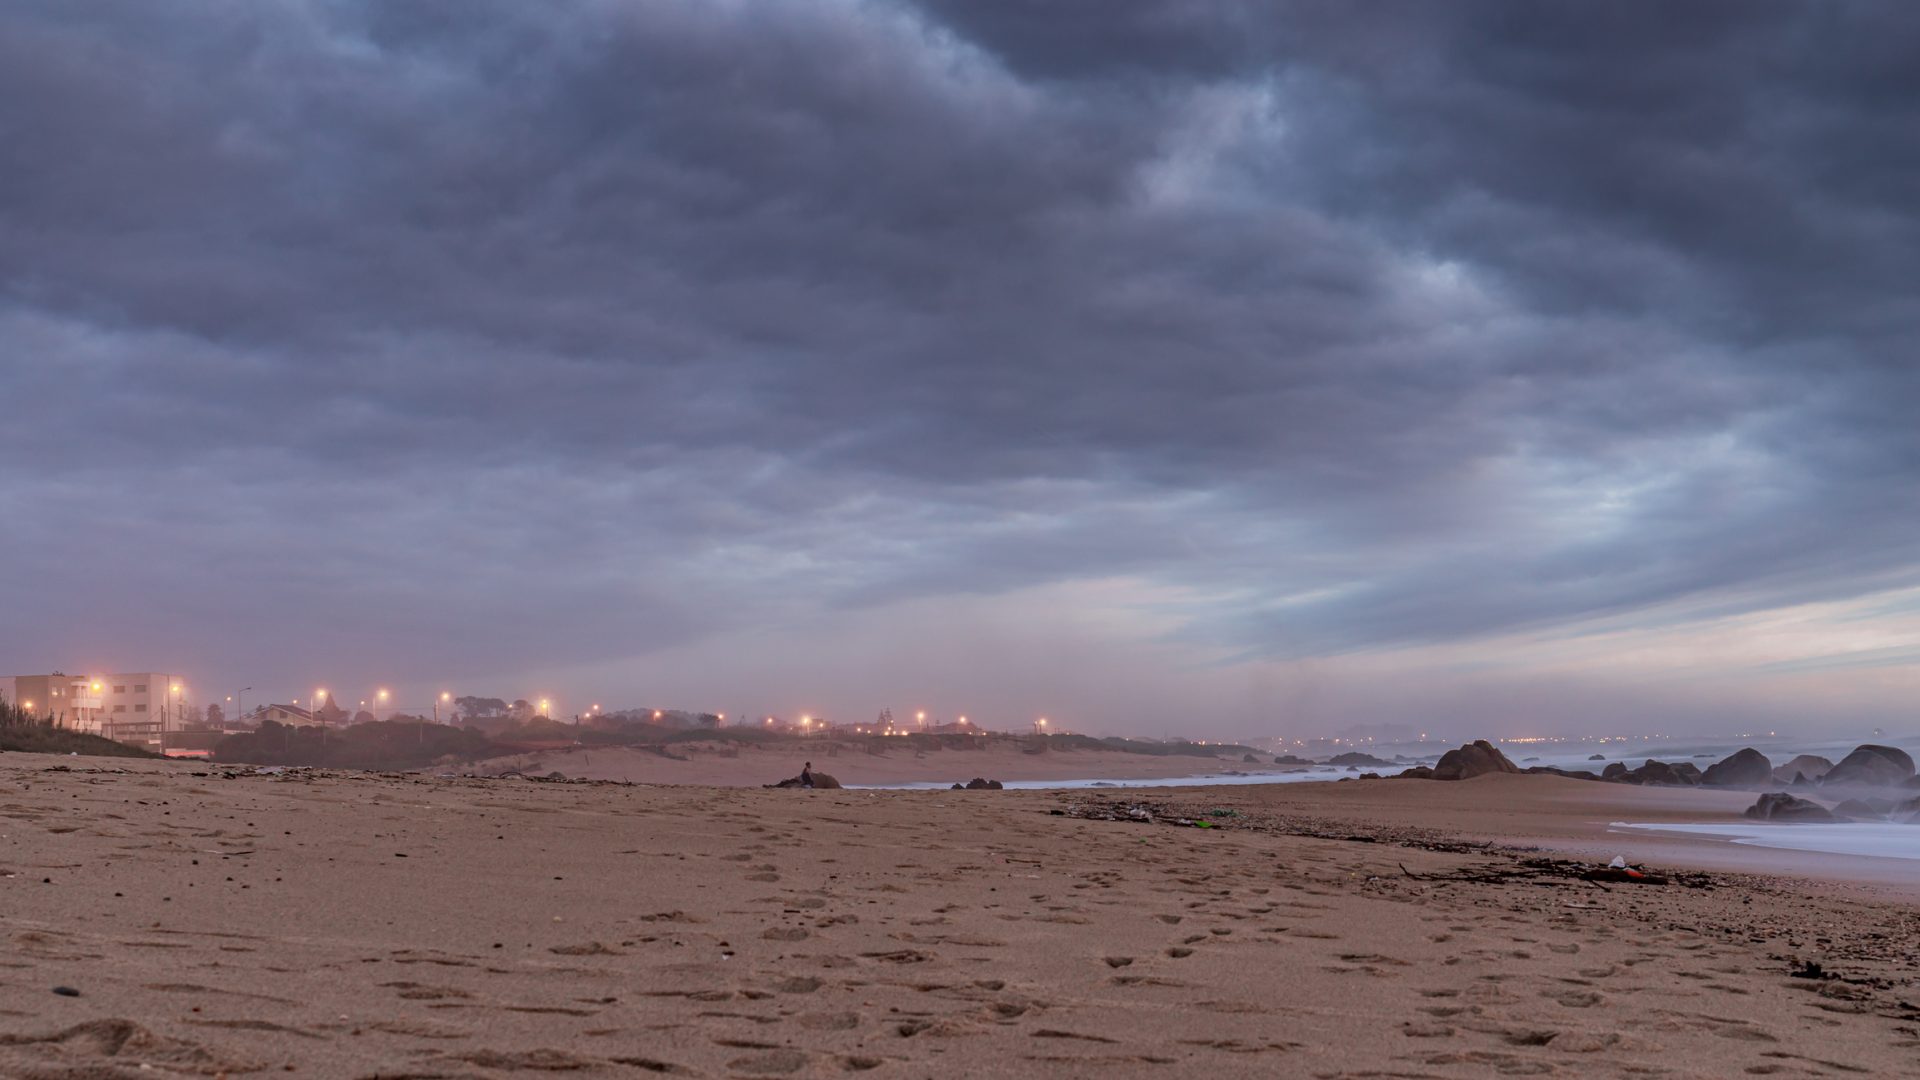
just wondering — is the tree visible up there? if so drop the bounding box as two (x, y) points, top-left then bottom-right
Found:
(456, 695), (508, 718)
(352, 710), (377, 725)
(206, 702), (225, 728)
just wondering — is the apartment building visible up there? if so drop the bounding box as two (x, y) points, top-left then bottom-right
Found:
(4, 671), (191, 748)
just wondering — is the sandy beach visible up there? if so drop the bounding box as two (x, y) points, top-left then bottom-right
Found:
(2, 755), (1917, 1078)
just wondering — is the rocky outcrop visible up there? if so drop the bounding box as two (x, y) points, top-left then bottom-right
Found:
(1607, 759), (1701, 786)
(1824, 745), (1916, 787)
(1393, 765), (1434, 779)
(1588, 754), (1607, 761)
(768, 771), (843, 789)
(1744, 793), (1839, 823)
(1524, 766), (1598, 780)
(1273, 755), (1313, 766)
(951, 777), (1003, 790)
(1701, 748), (1773, 787)
(1772, 755), (1833, 785)
(1430, 740), (1521, 781)
(1326, 752), (1393, 767)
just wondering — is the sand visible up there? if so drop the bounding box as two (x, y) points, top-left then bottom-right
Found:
(1, 755), (1916, 1078)
(470, 739), (1304, 787)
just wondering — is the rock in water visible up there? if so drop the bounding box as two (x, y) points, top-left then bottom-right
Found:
(1772, 754), (1834, 784)
(961, 777), (1003, 790)
(1430, 740), (1520, 781)
(1744, 793), (1839, 823)
(1824, 745), (1916, 787)
(1701, 748), (1773, 787)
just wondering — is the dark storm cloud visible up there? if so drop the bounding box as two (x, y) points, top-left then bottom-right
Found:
(1, 0), (1915, 692)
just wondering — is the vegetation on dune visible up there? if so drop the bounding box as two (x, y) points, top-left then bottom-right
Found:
(0, 698), (162, 758)
(211, 719), (498, 770)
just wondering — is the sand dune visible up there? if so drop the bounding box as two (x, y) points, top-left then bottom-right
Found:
(0, 756), (1914, 1077)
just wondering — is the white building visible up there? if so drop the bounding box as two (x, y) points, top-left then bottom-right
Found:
(4, 671), (191, 749)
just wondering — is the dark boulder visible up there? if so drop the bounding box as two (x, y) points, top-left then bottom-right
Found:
(1326, 752), (1394, 767)
(1601, 762), (1627, 780)
(1430, 740), (1521, 781)
(1588, 754), (1607, 761)
(1772, 755), (1833, 784)
(1701, 748), (1773, 787)
(769, 771), (843, 790)
(961, 777), (1003, 790)
(1393, 766), (1435, 780)
(1273, 755), (1313, 766)
(1524, 766), (1598, 781)
(1743, 793), (1838, 823)
(1824, 745), (1916, 787)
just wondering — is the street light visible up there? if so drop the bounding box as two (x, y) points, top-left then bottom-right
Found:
(539, 698), (551, 719)
(436, 691), (450, 725)
(377, 688), (389, 720)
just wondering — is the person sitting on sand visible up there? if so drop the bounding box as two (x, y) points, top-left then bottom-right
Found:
(800, 762), (814, 788)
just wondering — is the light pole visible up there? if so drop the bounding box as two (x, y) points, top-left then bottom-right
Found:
(377, 688), (389, 721)
(1034, 716), (1048, 735)
(436, 691), (450, 725)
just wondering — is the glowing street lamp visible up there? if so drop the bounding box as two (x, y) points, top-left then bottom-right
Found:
(539, 698), (551, 718)
(435, 691), (451, 725)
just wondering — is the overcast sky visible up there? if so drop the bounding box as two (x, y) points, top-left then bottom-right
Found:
(3, 1), (1915, 739)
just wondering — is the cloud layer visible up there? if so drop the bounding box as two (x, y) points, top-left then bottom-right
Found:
(3, 1), (1915, 733)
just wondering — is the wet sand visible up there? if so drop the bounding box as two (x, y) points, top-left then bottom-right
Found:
(1, 756), (1915, 1077)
